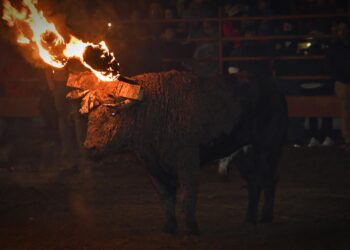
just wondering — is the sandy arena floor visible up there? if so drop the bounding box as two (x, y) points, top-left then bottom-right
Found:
(0, 144), (350, 250)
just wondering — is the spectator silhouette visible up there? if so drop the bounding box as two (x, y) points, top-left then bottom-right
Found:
(184, 0), (215, 39)
(326, 22), (350, 150)
(192, 20), (219, 76)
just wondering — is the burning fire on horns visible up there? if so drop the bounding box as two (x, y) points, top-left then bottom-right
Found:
(2, 0), (120, 82)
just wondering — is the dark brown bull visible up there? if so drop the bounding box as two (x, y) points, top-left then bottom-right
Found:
(67, 70), (288, 235)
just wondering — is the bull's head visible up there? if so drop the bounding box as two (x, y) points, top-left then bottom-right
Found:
(66, 72), (143, 155)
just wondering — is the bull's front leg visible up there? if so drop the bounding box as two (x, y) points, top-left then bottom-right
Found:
(141, 151), (178, 234)
(150, 174), (178, 234)
(176, 147), (200, 235)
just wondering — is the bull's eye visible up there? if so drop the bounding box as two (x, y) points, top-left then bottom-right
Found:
(111, 110), (119, 116)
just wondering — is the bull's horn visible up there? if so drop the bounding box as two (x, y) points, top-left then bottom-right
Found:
(113, 96), (127, 103)
(66, 89), (90, 100)
(102, 99), (137, 109)
(115, 99), (137, 110)
(102, 103), (121, 107)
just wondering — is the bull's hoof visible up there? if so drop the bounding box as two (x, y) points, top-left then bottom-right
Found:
(245, 215), (258, 224)
(162, 220), (177, 235)
(186, 227), (200, 236)
(186, 220), (200, 236)
(260, 216), (273, 224)
(162, 226), (177, 235)
(58, 167), (79, 177)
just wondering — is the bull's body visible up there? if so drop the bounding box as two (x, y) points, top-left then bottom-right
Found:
(74, 70), (288, 234)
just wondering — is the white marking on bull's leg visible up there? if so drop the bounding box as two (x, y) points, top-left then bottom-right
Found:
(218, 149), (240, 176)
(218, 156), (232, 176)
(218, 144), (253, 176)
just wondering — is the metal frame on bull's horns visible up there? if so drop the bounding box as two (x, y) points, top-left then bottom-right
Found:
(66, 72), (144, 114)
(103, 98), (138, 110)
(102, 75), (143, 113)
(113, 76), (144, 102)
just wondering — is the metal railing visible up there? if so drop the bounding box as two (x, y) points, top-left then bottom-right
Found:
(118, 11), (348, 79)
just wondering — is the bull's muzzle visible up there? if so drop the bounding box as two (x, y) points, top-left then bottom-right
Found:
(85, 144), (104, 162)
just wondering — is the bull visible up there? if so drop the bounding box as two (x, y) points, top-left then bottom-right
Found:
(67, 70), (288, 235)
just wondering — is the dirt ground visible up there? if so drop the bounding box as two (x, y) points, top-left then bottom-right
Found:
(0, 143), (350, 250)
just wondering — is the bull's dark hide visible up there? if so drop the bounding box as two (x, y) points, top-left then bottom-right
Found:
(71, 70), (288, 235)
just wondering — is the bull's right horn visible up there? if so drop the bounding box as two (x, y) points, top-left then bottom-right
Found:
(66, 89), (90, 100)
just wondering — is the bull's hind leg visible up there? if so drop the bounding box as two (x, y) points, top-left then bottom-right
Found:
(261, 178), (277, 223)
(246, 176), (262, 224)
(260, 149), (281, 223)
(150, 174), (178, 234)
(235, 146), (261, 224)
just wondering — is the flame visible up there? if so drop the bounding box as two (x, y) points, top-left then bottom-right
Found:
(2, 0), (119, 81)
(63, 36), (119, 81)
(17, 33), (30, 44)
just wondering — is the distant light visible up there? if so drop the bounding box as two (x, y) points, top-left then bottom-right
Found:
(108, 22), (112, 28)
(228, 66), (239, 74)
(306, 42), (312, 48)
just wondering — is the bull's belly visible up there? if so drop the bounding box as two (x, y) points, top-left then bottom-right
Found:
(199, 131), (251, 165)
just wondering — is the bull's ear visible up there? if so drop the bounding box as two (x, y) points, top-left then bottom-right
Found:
(79, 91), (100, 114)
(66, 89), (90, 100)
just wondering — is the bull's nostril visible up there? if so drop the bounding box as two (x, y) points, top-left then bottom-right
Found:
(87, 146), (103, 162)
(89, 146), (98, 154)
